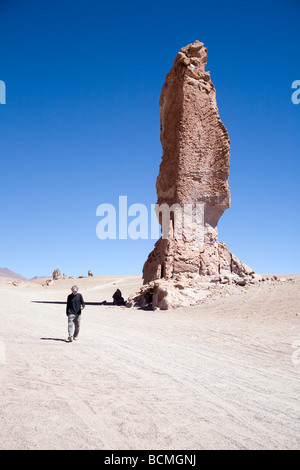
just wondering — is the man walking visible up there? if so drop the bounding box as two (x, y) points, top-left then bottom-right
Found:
(66, 285), (85, 342)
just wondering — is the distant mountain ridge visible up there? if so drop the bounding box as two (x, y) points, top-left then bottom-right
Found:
(30, 276), (50, 280)
(0, 268), (28, 280)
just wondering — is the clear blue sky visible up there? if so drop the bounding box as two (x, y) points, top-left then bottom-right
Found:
(0, 0), (299, 278)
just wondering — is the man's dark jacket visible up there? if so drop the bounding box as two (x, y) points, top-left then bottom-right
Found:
(66, 293), (85, 315)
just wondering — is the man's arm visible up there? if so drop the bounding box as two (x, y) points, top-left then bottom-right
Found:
(80, 294), (85, 310)
(66, 295), (70, 315)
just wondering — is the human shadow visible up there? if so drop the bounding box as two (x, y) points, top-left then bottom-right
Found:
(32, 300), (153, 309)
(40, 337), (70, 343)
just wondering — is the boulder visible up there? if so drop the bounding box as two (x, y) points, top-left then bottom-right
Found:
(112, 289), (126, 306)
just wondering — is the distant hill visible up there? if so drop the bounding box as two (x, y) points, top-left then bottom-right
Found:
(0, 268), (28, 280)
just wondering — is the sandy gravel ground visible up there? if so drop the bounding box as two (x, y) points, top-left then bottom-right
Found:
(0, 274), (299, 450)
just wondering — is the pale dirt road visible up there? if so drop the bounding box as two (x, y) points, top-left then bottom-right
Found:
(0, 275), (299, 450)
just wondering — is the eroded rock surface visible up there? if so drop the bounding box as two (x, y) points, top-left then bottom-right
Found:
(129, 41), (254, 309)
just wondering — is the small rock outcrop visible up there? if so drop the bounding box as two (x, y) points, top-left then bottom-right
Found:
(52, 269), (61, 280)
(112, 289), (125, 306)
(127, 277), (209, 310)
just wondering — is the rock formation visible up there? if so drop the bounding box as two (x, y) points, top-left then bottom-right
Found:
(52, 269), (66, 280)
(112, 289), (126, 306)
(52, 269), (61, 280)
(128, 41), (254, 310)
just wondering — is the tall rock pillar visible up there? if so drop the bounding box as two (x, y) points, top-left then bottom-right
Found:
(143, 41), (253, 285)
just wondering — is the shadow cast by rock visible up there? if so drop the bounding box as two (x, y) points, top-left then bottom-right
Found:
(32, 301), (109, 306)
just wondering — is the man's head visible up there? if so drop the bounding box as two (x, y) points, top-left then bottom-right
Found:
(71, 285), (78, 294)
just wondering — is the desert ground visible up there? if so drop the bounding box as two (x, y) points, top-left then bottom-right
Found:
(0, 274), (299, 450)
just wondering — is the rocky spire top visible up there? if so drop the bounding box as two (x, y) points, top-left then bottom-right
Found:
(175, 40), (208, 75)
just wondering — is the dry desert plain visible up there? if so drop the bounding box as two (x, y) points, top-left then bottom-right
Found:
(0, 273), (299, 450)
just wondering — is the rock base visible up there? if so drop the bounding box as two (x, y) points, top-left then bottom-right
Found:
(126, 274), (288, 310)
